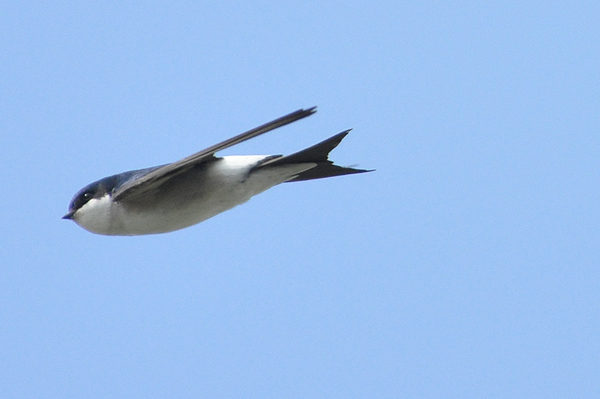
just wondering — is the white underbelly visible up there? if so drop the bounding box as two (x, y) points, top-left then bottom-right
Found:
(97, 156), (315, 235)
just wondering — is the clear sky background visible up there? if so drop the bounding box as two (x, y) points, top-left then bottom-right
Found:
(1, 1), (599, 398)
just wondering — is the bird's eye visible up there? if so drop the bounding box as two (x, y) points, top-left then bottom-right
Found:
(84, 192), (92, 198)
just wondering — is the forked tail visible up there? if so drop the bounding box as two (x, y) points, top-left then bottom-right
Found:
(258, 130), (372, 182)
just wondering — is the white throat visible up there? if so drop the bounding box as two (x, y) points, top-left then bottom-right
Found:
(73, 194), (115, 235)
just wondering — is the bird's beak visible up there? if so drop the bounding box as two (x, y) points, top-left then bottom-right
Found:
(62, 210), (76, 220)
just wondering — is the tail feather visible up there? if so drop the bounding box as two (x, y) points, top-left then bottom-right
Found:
(286, 163), (369, 182)
(259, 130), (372, 182)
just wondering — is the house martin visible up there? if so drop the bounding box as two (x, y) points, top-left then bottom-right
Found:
(63, 107), (371, 235)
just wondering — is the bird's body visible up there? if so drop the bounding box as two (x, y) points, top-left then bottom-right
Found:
(76, 156), (315, 235)
(64, 108), (371, 236)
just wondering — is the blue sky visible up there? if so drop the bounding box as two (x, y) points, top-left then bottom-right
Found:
(1, 1), (599, 398)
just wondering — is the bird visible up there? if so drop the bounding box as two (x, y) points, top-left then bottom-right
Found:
(62, 107), (371, 236)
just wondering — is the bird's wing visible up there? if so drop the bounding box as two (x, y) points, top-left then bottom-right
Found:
(113, 107), (316, 201)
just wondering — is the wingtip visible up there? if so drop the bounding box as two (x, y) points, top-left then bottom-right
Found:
(299, 106), (317, 117)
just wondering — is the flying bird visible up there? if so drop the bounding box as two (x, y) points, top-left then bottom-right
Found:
(63, 107), (371, 235)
